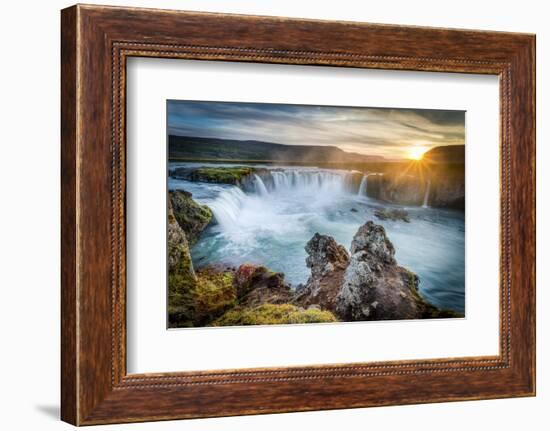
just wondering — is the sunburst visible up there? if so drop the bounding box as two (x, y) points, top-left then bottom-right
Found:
(408, 146), (428, 160)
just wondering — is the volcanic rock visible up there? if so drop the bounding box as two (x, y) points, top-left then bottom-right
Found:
(336, 221), (442, 320)
(293, 233), (350, 313)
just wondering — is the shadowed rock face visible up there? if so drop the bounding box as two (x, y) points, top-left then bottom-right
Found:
(429, 175), (465, 209)
(423, 145), (465, 164)
(169, 190), (213, 245)
(336, 221), (434, 321)
(167, 199), (197, 327)
(366, 172), (465, 209)
(294, 233), (350, 313)
(367, 174), (427, 206)
(167, 200), (194, 277)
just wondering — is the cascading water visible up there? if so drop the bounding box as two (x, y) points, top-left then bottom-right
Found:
(206, 168), (354, 235)
(207, 186), (248, 231)
(357, 173), (377, 196)
(422, 180), (431, 208)
(270, 169), (352, 196)
(253, 174), (269, 196)
(170, 162), (466, 314)
(357, 175), (368, 196)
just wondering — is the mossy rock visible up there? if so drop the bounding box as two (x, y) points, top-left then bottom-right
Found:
(193, 269), (237, 326)
(168, 273), (198, 327)
(169, 190), (213, 245)
(189, 167), (254, 185)
(374, 207), (410, 223)
(211, 303), (337, 326)
(233, 264), (283, 298)
(169, 268), (238, 328)
(167, 222), (198, 327)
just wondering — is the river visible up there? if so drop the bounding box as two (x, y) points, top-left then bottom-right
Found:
(168, 162), (465, 314)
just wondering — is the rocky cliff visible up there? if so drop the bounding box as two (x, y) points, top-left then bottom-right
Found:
(336, 221), (438, 320)
(366, 174), (428, 206)
(294, 234), (350, 312)
(364, 146), (465, 209)
(366, 169), (464, 209)
(295, 222), (455, 321)
(423, 145), (465, 164)
(169, 190), (213, 245)
(428, 174), (465, 209)
(167, 199), (198, 327)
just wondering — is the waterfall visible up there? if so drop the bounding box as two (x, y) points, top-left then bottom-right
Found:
(422, 180), (431, 208)
(357, 173), (377, 196)
(269, 169), (351, 195)
(209, 168), (354, 232)
(357, 174), (368, 196)
(208, 187), (248, 230)
(253, 174), (269, 196)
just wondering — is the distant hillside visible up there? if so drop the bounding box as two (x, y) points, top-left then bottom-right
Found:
(168, 135), (386, 163)
(423, 145), (465, 164)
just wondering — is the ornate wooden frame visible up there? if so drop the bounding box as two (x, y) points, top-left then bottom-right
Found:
(61, 4), (536, 426)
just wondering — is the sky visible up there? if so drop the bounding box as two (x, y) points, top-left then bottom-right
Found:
(167, 100), (465, 160)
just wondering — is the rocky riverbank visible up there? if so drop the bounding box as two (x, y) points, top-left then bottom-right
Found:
(167, 189), (460, 328)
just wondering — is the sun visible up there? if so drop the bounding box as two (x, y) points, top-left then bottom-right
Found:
(408, 146), (428, 161)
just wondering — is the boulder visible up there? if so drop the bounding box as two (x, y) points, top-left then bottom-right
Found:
(336, 221), (440, 321)
(374, 208), (410, 223)
(293, 233), (350, 313)
(233, 263), (292, 307)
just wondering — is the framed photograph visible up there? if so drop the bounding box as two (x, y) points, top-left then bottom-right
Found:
(61, 4), (535, 425)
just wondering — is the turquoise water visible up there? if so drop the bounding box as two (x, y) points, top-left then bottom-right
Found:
(168, 163), (465, 314)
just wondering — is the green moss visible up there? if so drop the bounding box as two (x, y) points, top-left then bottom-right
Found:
(169, 268), (238, 328)
(211, 303), (337, 326)
(169, 190), (213, 245)
(167, 210), (198, 328)
(168, 272), (197, 328)
(193, 270), (237, 326)
(191, 167), (254, 184)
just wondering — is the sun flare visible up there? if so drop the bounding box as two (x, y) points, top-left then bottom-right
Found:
(408, 146), (428, 160)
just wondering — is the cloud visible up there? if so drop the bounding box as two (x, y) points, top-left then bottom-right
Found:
(167, 100), (465, 159)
